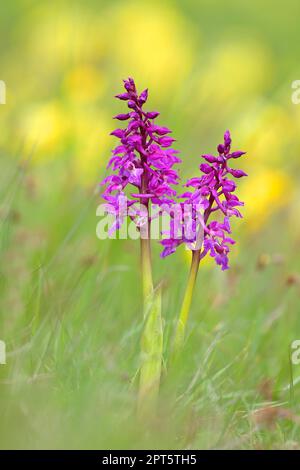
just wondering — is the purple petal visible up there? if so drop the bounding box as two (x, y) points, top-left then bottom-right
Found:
(139, 89), (148, 104)
(228, 168), (248, 178)
(114, 113), (131, 121)
(200, 163), (213, 174)
(145, 111), (160, 119)
(115, 93), (130, 101)
(202, 154), (218, 163)
(110, 129), (125, 138)
(228, 151), (246, 159)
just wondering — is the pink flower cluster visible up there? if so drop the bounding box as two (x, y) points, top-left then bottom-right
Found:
(101, 79), (247, 270)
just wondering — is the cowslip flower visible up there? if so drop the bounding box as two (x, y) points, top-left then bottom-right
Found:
(168, 131), (247, 356)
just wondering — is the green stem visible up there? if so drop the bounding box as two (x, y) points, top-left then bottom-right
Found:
(137, 213), (163, 419)
(140, 236), (153, 304)
(172, 249), (201, 359)
(140, 171), (153, 303)
(137, 284), (162, 419)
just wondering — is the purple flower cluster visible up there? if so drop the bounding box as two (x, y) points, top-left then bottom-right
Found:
(101, 78), (181, 233)
(101, 79), (247, 271)
(161, 131), (247, 270)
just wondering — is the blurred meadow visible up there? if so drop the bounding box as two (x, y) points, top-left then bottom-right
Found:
(1, 0), (300, 449)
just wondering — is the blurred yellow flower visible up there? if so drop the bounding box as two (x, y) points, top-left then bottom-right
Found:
(71, 110), (111, 185)
(196, 41), (272, 105)
(63, 66), (107, 103)
(19, 101), (69, 159)
(240, 169), (291, 230)
(241, 104), (296, 166)
(28, 5), (108, 68)
(108, 1), (196, 98)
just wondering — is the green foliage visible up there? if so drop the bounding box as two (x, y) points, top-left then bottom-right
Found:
(1, 0), (300, 450)
(0, 158), (300, 450)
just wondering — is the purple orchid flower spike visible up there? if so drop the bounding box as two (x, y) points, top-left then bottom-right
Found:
(162, 130), (247, 271)
(100, 78), (181, 417)
(169, 131), (247, 358)
(100, 81), (247, 398)
(101, 77), (181, 244)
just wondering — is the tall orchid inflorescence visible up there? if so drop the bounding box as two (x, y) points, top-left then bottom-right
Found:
(101, 77), (181, 238)
(100, 78), (181, 417)
(161, 131), (246, 271)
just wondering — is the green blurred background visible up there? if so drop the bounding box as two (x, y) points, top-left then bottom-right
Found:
(1, 0), (300, 449)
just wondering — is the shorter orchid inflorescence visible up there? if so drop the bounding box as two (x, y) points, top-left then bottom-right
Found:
(161, 130), (247, 271)
(100, 78), (247, 414)
(169, 130), (247, 358)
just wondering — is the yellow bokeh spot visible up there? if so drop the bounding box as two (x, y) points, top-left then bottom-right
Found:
(64, 66), (106, 103)
(72, 110), (111, 185)
(19, 101), (69, 158)
(109, 2), (196, 97)
(241, 169), (291, 230)
(197, 41), (272, 104)
(28, 5), (107, 68)
(241, 104), (296, 165)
